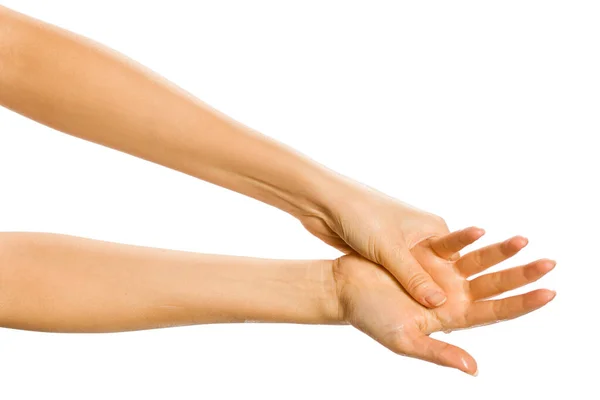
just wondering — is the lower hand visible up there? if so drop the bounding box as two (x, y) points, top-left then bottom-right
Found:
(331, 227), (556, 375)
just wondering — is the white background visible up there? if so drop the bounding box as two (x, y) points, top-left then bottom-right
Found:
(0, 1), (598, 398)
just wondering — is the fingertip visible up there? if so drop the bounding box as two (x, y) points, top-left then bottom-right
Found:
(410, 336), (477, 375)
(463, 226), (486, 243)
(539, 288), (556, 299)
(505, 235), (528, 252)
(525, 259), (556, 281)
(400, 255), (448, 308)
(457, 351), (478, 376)
(530, 288), (556, 307)
(514, 235), (529, 248)
(538, 258), (557, 273)
(423, 290), (448, 308)
(470, 226), (486, 238)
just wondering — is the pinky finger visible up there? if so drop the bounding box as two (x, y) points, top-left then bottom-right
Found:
(408, 335), (478, 376)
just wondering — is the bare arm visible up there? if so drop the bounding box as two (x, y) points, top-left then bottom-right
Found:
(0, 5), (450, 307)
(0, 232), (340, 332)
(0, 6), (333, 218)
(0, 229), (555, 375)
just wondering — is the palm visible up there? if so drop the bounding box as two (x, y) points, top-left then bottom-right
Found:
(333, 227), (556, 375)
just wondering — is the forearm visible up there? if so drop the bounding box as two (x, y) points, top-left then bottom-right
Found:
(0, 6), (343, 218)
(0, 232), (341, 333)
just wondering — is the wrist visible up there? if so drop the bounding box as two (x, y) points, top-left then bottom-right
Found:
(289, 166), (366, 230)
(314, 259), (345, 325)
(213, 120), (349, 221)
(191, 257), (344, 325)
(271, 156), (350, 218)
(183, 110), (358, 225)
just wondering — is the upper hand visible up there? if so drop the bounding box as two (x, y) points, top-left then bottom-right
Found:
(301, 182), (451, 308)
(331, 227), (556, 375)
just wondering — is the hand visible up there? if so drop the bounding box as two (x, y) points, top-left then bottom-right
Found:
(302, 182), (451, 308)
(331, 227), (556, 375)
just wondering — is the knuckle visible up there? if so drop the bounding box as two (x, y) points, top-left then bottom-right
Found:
(367, 235), (380, 263)
(432, 215), (449, 231)
(492, 300), (503, 320)
(490, 274), (504, 295)
(523, 264), (540, 280)
(380, 240), (407, 267)
(405, 272), (431, 293)
(500, 239), (513, 255)
(472, 250), (484, 267)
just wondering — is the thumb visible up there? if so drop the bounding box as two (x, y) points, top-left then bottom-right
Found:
(409, 335), (478, 376)
(382, 247), (447, 308)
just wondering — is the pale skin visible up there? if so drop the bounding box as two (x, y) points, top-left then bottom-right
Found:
(0, 5), (450, 308)
(0, 229), (555, 375)
(0, 6), (557, 375)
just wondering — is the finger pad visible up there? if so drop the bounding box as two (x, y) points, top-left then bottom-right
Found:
(448, 348), (478, 375)
(526, 289), (556, 310)
(508, 236), (529, 252)
(466, 227), (486, 241)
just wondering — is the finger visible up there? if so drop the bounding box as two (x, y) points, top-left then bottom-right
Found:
(408, 335), (478, 376)
(383, 248), (447, 308)
(429, 227), (485, 260)
(465, 289), (556, 328)
(469, 259), (556, 300)
(456, 235), (528, 277)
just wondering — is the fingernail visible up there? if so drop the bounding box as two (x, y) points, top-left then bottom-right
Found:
(425, 291), (447, 307)
(472, 368), (479, 377)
